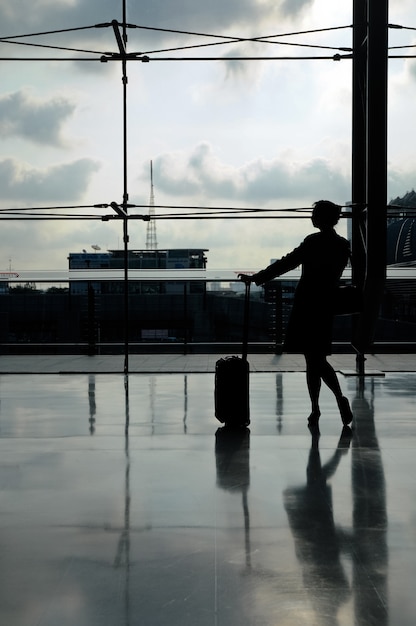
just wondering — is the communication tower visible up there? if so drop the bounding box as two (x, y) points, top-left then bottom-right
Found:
(145, 160), (158, 249)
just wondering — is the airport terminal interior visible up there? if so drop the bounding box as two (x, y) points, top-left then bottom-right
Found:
(1, 354), (416, 625)
(1, 2), (413, 624)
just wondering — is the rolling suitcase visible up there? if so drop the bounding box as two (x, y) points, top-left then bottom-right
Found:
(215, 280), (251, 427)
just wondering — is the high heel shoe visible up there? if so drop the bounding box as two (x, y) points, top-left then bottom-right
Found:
(339, 396), (353, 425)
(307, 410), (321, 426)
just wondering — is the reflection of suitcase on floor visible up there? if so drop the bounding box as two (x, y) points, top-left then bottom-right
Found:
(215, 281), (251, 427)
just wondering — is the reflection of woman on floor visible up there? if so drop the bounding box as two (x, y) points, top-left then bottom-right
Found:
(240, 200), (353, 427)
(283, 427), (352, 625)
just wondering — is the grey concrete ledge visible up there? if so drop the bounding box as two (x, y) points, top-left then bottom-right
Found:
(0, 353), (415, 374)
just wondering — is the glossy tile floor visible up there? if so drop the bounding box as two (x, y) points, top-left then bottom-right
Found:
(1, 369), (416, 625)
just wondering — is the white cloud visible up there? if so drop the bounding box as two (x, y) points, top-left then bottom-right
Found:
(0, 157), (100, 202)
(0, 0), (311, 46)
(279, 0), (313, 18)
(151, 142), (350, 205)
(0, 89), (76, 146)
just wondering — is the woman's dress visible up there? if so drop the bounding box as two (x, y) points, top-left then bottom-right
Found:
(254, 230), (350, 355)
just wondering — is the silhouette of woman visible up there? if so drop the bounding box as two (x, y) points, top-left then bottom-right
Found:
(240, 200), (353, 427)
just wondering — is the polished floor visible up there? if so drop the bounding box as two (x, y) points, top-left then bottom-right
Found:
(1, 365), (416, 625)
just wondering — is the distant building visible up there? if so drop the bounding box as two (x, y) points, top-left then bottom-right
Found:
(345, 192), (416, 266)
(0, 271), (20, 295)
(68, 252), (111, 270)
(68, 248), (208, 295)
(387, 192), (416, 265)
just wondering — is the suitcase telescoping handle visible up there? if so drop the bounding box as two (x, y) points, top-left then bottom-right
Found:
(242, 280), (250, 362)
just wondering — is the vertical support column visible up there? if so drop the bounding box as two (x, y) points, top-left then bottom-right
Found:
(274, 282), (283, 354)
(112, 8), (130, 375)
(352, 0), (367, 225)
(352, 0), (368, 374)
(87, 283), (97, 356)
(183, 282), (188, 355)
(353, 0), (389, 365)
(123, 215), (129, 373)
(364, 0), (388, 346)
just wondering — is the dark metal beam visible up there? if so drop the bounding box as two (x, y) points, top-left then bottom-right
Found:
(351, 0), (367, 278)
(112, 3), (130, 375)
(351, 0), (368, 371)
(353, 0), (389, 361)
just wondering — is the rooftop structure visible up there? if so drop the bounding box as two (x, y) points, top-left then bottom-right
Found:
(68, 248), (208, 270)
(68, 248), (208, 295)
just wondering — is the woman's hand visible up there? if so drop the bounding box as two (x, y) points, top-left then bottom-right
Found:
(238, 273), (253, 284)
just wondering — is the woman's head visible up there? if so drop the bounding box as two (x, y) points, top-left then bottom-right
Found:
(311, 200), (342, 229)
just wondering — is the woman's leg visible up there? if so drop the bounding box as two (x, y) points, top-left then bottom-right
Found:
(320, 357), (353, 425)
(305, 354), (353, 425)
(305, 354), (322, 421)
(320, 358), (343, 400)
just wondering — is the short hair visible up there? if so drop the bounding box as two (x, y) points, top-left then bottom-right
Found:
(312, 200), (342, 227)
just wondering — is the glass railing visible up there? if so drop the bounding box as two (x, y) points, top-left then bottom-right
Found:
(1, 267), (416, 354)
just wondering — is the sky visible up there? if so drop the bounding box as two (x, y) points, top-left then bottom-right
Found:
(0, 0), (416, 273)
